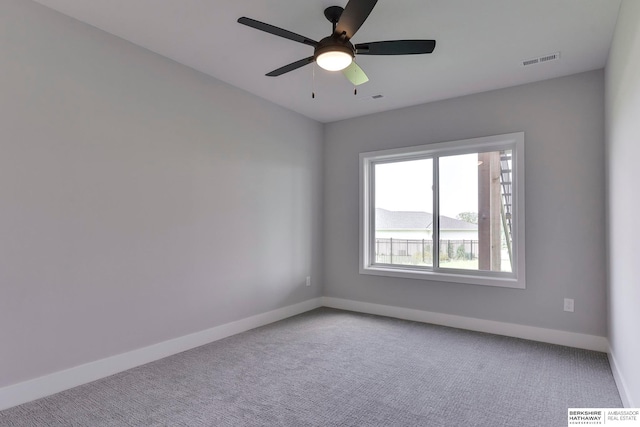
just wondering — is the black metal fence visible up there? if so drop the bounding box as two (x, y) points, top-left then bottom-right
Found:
(375, 238), (479, 265)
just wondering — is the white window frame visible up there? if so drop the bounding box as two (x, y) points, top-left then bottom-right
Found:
(359, 132), (525, 289)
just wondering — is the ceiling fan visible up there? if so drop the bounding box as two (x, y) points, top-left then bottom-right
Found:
(237, 0), (436, 87)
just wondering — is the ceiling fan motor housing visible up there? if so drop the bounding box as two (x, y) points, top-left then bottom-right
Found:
(314, 36), (355, 61)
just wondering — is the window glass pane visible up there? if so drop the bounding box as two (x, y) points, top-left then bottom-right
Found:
(374, 159), (433, 266)
(438, 150), (513, 272)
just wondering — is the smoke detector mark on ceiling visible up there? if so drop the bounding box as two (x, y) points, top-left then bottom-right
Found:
(522, 52), (560, 67)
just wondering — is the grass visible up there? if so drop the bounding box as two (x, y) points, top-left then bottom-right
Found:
(439, 259), (479, 270)
(375, 256), (512, 272)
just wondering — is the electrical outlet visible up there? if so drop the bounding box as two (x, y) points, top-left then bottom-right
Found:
(564, 298), (574, 312)
(305, 276), (311, 287)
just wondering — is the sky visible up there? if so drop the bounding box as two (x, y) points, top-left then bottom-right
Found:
(375, 153), (479, 218)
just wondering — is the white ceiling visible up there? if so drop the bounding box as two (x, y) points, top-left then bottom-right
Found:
(32, 0), (621, 123)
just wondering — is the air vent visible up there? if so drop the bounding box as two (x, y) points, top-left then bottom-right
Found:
(522, 52), (560, 67)
(357, 94), (384, 102)
(539, 53), (559, 63)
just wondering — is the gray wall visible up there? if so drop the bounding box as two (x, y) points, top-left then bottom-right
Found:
(0, 0), (323, 388)
(324, 70), (606, 336)
(605, 0), (640, 407)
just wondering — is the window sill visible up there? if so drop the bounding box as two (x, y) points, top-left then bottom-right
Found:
(360, 264), (525, 289)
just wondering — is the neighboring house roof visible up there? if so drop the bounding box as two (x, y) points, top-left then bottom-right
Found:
(375, 208), (477, 230)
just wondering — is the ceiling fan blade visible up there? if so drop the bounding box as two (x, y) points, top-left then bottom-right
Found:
(356, 40), (436, 55)
(266, 56), (315, 77)
(238, 17), (318, 47)
(342, 62), (369, 86)
(334, 0), (378, 40)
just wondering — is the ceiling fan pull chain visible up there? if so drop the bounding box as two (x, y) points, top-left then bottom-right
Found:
(353, 61), (357, 95)
(312, 62), (316, 99)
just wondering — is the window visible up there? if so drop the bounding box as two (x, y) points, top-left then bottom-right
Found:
(360, 132), (525, 288)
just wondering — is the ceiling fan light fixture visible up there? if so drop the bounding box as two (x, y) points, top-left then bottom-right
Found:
(316, 46), (354, 71)
(238, 1), (437, 81)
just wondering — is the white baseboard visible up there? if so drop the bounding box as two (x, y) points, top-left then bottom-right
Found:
(0, 297), (322, 411)
(322, 297), (609, 352)
(0, 296), (618, 412)
(608, 348), (635, 408)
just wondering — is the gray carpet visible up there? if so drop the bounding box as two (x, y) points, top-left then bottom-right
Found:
(0, 308), (621, 426)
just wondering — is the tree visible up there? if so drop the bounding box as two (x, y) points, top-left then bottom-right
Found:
(456, 211), (478, 224)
